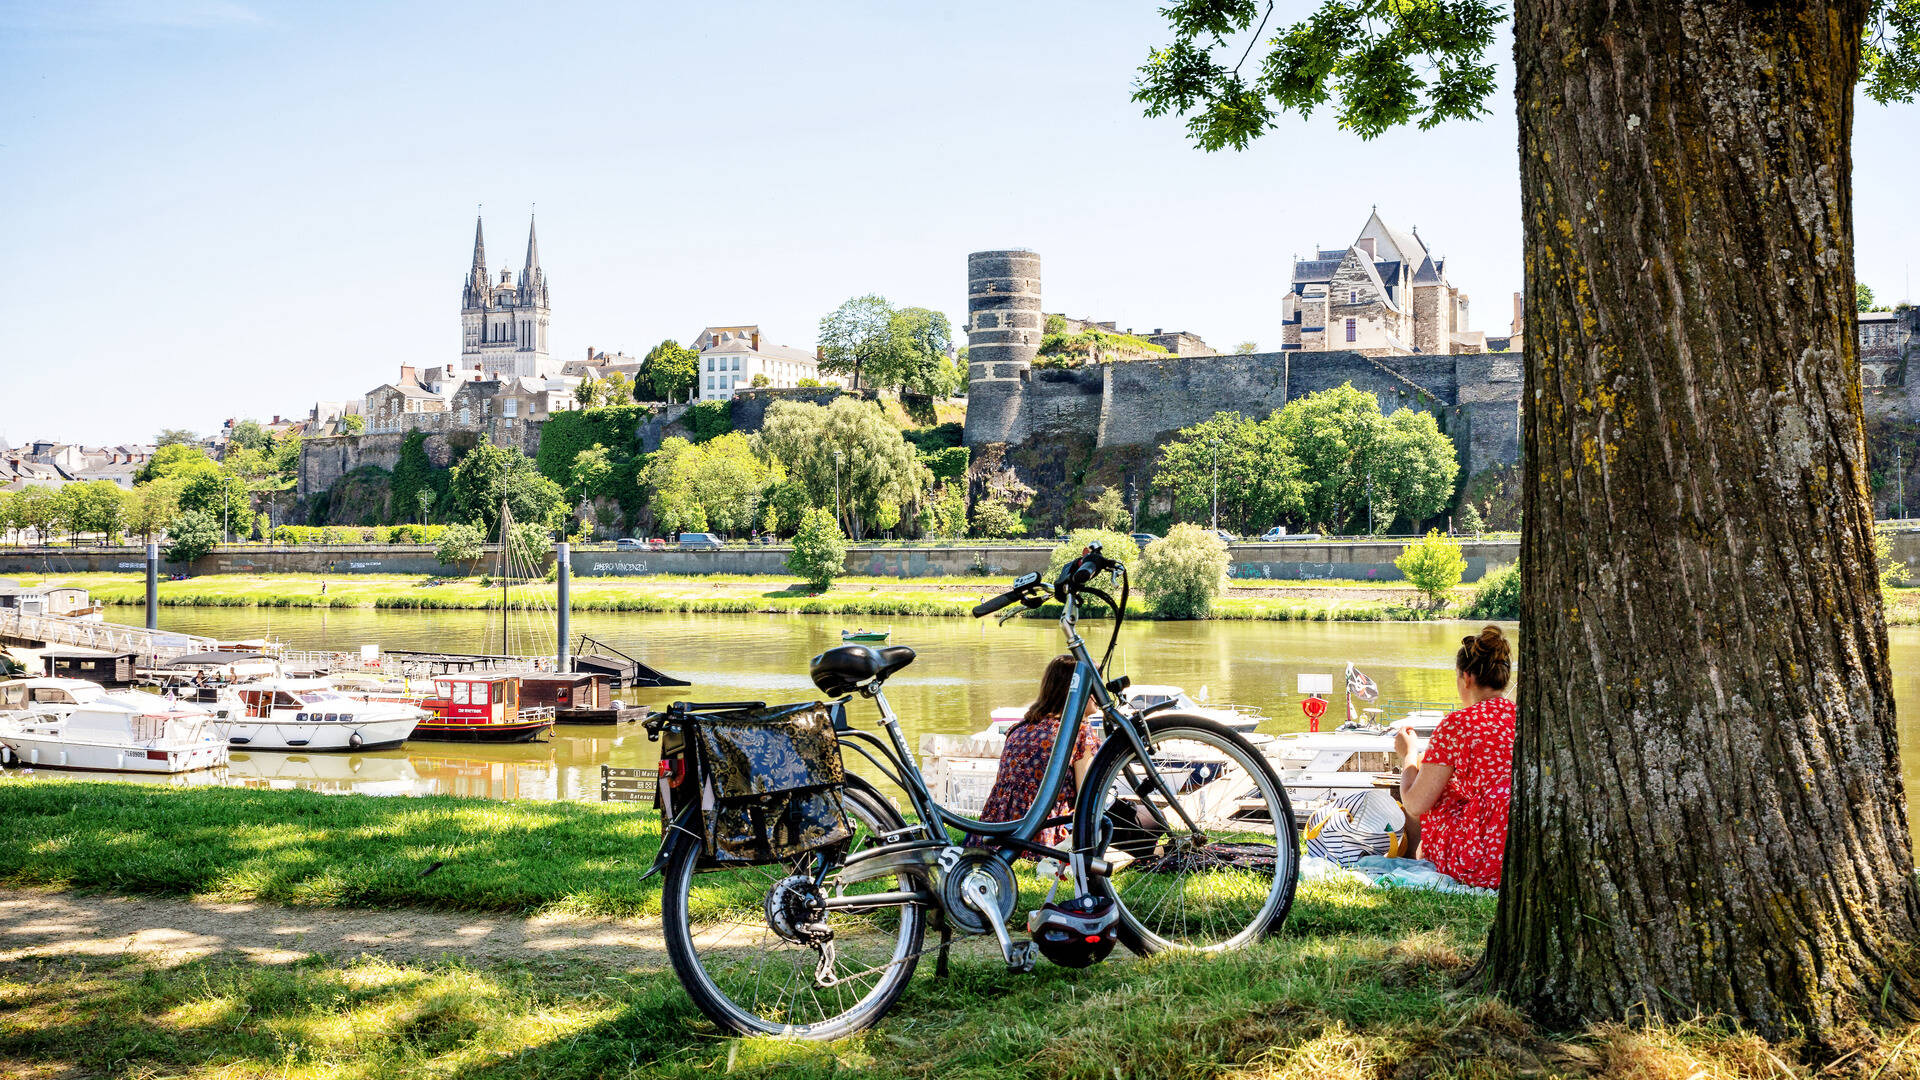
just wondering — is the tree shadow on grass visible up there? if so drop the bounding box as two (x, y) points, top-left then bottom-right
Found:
(0, 780), (669, 918)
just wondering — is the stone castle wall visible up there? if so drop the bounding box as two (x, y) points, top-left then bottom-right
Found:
(298, 420), (542, 497)
(982, 349), (1522, 477)
(960, 248), (1525, 487)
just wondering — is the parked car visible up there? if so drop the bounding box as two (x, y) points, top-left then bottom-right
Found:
(1214, 530), (1236, 544)
(1131, 532), (1161, 547)
(647, 537), (667, 550)
(614, 537), (645, 550)
(678, 532), (726, 550)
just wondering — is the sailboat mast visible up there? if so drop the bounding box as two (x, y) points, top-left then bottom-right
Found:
(500, 497), (510, 658)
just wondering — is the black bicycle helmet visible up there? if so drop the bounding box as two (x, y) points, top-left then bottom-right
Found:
(1030, 894), (1118, 968)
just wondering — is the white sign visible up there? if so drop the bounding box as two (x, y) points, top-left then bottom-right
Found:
(1295, 673), (1334, 694)
(360, 644), (381, 663)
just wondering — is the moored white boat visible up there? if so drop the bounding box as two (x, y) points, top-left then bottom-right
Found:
(0, 677), (111, 715)
(0, 693), (227, 774)
(211, 677), (423, 752)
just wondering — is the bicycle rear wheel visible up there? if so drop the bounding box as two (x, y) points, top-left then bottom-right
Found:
(1073, 714), (1298, 954)
(661, 779), (928, 1039)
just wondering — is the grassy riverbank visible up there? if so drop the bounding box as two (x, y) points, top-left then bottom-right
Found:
(24, 571), (1450, 622)
(0, 780), (1894, 1079)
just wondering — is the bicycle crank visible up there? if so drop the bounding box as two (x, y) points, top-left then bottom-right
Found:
(958, 869), (1035, 973)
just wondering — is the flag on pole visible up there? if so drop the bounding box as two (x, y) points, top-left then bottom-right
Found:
(1344, 663), (1378, 703)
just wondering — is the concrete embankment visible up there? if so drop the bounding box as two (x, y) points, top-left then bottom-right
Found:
(0, 538), (1524, 583)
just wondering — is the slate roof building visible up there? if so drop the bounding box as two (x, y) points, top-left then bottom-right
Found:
(693, 326), (829, 401)
(1282, 209), (1487, 355)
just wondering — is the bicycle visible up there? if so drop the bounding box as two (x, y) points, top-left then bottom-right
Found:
(645, 542), (1299, 1038)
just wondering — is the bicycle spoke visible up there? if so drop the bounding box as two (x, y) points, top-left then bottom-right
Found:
(667, 787), (926, 1037)
(1082, 722), (1297, 953)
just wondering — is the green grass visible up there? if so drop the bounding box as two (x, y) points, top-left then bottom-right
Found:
(0, 781), (1903, 1077)
(0, 902), (1887, 1078)
(22, 571), (1448, 622)
(0, 780), (675, 917)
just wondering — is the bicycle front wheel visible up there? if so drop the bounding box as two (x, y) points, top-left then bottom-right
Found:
(661, 779), (928, 1039)
(1073, 714), (1299, 954)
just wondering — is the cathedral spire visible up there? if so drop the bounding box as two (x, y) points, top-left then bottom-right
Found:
(523, 214), (540, 275)
(471, 215), (488, 278)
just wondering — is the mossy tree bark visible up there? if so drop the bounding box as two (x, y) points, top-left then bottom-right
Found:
(1486, 0), (1920, 1045)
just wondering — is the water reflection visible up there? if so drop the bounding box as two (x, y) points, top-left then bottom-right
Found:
(10, 607), (1919, 843)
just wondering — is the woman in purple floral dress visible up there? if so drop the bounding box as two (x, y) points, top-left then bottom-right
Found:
(976, 655), (1103, 852)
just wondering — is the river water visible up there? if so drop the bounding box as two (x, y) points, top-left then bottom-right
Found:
(12, 608), (1920, 834)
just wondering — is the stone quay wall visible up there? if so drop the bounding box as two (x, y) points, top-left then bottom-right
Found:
(0, 539), (1536, 582)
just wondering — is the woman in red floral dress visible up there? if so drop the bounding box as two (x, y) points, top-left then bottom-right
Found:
(1395, 625), (1517, 889)
(976, 654), (1103, 853)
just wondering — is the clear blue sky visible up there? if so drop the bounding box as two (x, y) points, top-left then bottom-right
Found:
(3, 1), (1916, 446)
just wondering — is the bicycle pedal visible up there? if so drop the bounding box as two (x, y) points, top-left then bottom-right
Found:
(1006, 941), (1038, 974)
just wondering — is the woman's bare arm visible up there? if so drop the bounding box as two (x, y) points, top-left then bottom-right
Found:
(1401, 761), (1454, 818)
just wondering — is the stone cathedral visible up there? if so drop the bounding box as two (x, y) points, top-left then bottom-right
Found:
(458, 214), (558, 381)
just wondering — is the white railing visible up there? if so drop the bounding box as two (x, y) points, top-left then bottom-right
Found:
(0, 608), (218, 660)
(274, 648), (559, 680)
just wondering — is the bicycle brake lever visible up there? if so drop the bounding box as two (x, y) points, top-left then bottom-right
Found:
(995, 605), (1024, 626)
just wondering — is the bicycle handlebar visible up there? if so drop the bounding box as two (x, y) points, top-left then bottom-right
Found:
(970, 572), (1041, 618)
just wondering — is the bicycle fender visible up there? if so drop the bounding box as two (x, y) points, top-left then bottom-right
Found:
(640, 802), (705, 884)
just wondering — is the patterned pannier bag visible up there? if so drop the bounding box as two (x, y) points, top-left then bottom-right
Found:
(676, 700), (853, 866)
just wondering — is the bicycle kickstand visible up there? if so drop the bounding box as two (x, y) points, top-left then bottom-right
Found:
(934, 912), (953, 978)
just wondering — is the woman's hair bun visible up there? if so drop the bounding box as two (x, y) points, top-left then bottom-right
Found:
(1456, 624), (1511, 691)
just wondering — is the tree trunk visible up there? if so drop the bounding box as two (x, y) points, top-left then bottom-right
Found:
(1487, 0), (1920, 1046)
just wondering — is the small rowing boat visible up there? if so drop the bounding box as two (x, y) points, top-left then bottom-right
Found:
(841, 627), (892, 642)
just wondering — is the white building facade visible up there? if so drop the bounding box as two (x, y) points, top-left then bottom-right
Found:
(694, 325), (829, 401)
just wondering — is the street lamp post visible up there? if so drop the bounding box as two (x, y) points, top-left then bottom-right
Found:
(1366, 474), (1374, 535)
(1210, 436), (1221, 532)
(834, 450), (845, 533)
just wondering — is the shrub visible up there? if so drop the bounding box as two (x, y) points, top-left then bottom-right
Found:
(688, 400), (732, 442)
(1138, 523), (1229, 618)
(787, 508), (847, 590)
(1877, 527), (1911, 590)
(386, 523), (425, 544)
(322, 525), (356, 545)
(1086, 486), (1131, 531)
(162, 510), (222, 563)
(969, 497), (1026, 539)
(509, 521), (553, 565)
(1456, 502), (1485, 537)
(920, 446), (970, 483)
(1463, 562), (1520, 620)
(1396, 529), (1466, 609)
(435, 523), (485, 568)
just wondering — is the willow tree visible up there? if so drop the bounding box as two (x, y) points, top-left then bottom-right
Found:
(1135, 0), (1920, 1048)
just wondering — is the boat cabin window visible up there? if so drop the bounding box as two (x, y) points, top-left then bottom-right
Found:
(0, 686), (22, 707)
(29, 689), (75, 704)
(1132, 693), (1174, 709)
(274, 692), (302, 707)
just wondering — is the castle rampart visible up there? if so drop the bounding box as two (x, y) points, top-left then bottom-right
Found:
(961, 248), (1526, 493)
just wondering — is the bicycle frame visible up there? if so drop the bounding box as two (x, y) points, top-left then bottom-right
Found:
(830, 590), (1200, 897)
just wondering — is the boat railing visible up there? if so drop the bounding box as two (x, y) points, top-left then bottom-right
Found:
(518, 706), (557, 722)
(1361, 699), (1457, 722)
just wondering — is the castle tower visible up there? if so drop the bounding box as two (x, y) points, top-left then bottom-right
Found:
(963, 249), (1042, 446)
(458, 213), (554, 381)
